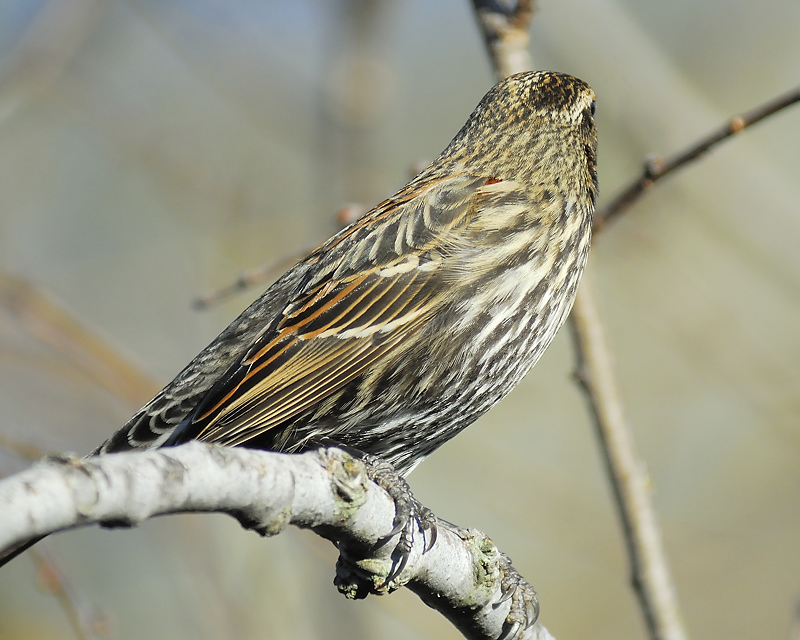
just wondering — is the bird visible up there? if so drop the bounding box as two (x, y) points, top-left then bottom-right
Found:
(1, 70), (597, 569)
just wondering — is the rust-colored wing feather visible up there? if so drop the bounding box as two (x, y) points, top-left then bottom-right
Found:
(98, 173), (494, 453)
(188, 259), (441, 446)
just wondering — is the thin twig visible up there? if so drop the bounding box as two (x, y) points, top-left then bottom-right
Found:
(192, 203), (369, 309)
(191, 245), (313, 309)
(578, 86), (800, 640)
(471, 0), (535, 78)
(570, 277), (687, 640)
(0, 432), (46, 461)
(595, 86), (800, 231)
(470, 2), (689, 639)
(29, 547), (112, 640)
(0, 271), (159, 407)
(789, 595), (800, 640)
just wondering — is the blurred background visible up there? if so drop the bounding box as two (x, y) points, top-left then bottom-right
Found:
(0, 0), (799, 638)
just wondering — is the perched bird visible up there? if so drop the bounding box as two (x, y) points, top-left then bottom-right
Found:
(1, 70), (597, 568)
(98, 70), (597, 471)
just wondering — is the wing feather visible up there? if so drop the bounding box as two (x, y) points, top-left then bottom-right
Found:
(102, 173), (504, 453)
(190, 261), (440, 445)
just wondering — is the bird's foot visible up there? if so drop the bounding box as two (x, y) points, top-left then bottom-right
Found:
(362, 453), (437, 581)
(497, 553), (539, 639)
(333, 452), (436, 598)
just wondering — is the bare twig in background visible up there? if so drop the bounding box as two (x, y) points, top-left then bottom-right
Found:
(471, 0), (534, 78)
(789, 595), (800, 640)
(191, 244), (314, 309)
(193, 203), (366, 309)
(29, 547), (112, 640)
(0, 272), (119, 638)
(0, 443), (546, 640)
(570, 280), (687, 640)
(470, 2), (688, 639)
(575, 79), (799, 640)
(192, 84), (800, 310)
(596, 85), (800, 230)
(0, 432), (47, 462)
(0, 271), (159, 408)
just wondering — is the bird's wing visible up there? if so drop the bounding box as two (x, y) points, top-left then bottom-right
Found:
(175, 173), (499, 447)
(99, 173), (502, 453)
(184, 251), (444, 446)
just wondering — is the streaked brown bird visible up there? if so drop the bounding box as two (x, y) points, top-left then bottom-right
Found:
(1, 70), (597, 569)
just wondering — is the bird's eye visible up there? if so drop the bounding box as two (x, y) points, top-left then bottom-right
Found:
(590, 100), (596, 116)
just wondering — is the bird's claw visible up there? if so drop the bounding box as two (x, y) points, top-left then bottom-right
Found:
(496, 553), (539, 640)
(360, 454), (437, 584)
(331, 452), (437, 594)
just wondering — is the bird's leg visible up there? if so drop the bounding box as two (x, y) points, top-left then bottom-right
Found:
(359, 452), (438, 582)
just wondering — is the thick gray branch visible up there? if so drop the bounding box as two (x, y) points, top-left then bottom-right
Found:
(0, 443), (552, 640)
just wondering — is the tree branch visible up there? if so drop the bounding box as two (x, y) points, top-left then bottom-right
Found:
(595, 85), (800, 231)
(191, 244), (314, 309)
(188, 87), (800, 309)
(789, 595), (800, 640)
(569, 278), (687, 640)
(0, 443), (549, 640)
(28, 546), (111, 640)
(470, 2), (689, 639)
(0, 270), (159, 407)
(471, 0), (534, 78)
